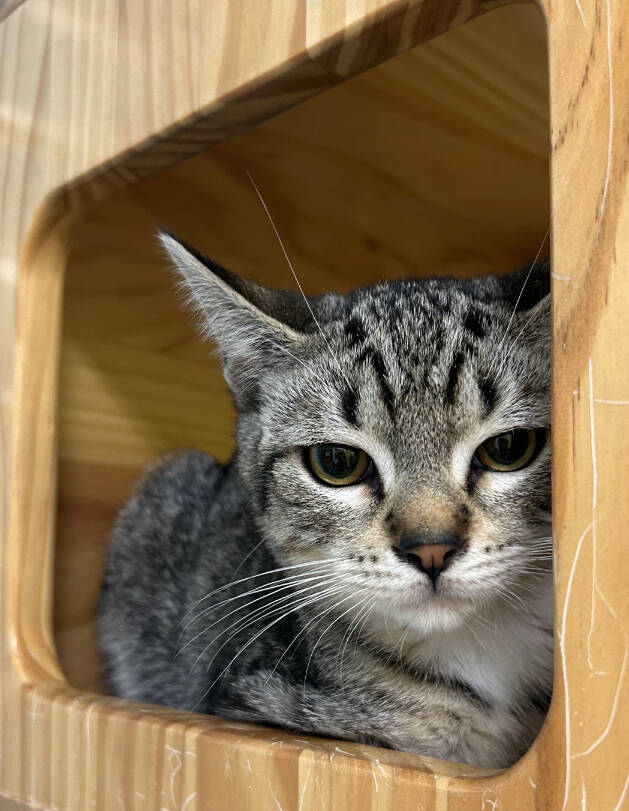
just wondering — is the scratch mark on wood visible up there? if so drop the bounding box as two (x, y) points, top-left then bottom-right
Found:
(298, 757), (313, 811)
(613, 773), (629, 811)
(575, 0), (587, 28)
(333, 746), (359, 758)
(573, 586), (627, 758)
(581, 777), (587, 809)
(599, 0), (614, 222)
(181, 793), (197, 811)
(481, 789), (501, 810)
(560, 522), (593, 811)
(373, 758), (386, 778)
(167, 747), (183, 808)
(267, 775), (285, 811)
(586, 358), (598, 670)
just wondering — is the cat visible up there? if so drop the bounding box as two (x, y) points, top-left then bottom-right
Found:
(99, 231), (553, 769)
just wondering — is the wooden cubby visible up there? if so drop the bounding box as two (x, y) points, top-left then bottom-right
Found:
(2, 0), (628, 808)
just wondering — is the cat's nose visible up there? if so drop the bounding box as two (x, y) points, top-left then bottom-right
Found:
(396, 531), (461, 580)
(414, 544), (452, 573)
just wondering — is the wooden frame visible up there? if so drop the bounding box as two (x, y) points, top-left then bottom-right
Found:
(1, 0), (627, 808)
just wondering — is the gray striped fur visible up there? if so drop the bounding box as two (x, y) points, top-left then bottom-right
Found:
(100, 234), (552, 768)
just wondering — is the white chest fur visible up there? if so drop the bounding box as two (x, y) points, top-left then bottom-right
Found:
(374, 573), (553, 710)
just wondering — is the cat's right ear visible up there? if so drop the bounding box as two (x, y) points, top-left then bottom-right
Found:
(505, 259), (550, 343)
(159, 231), (309, 408)
(499, 260), (550, 313)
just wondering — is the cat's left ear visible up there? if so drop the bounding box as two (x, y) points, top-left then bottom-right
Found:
(159, 231), (313, 408)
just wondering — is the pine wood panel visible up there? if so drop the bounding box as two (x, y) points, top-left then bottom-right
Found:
(549, 0), (629, 805)
(0, 1), (26, 22)
(1, 0), (629, 808)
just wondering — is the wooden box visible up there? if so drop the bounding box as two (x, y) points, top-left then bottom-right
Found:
(2, 0), (628, 808)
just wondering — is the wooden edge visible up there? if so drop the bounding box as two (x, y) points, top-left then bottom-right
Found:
(21, 682), (497, 779)
(1, 0), (577, 807)
(61, 0), (500, 207)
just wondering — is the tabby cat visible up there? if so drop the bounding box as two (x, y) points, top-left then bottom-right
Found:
(99, 232), (552, 768)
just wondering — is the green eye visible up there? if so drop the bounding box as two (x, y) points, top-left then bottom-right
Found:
(473, 428), (543, 472)
(307, 444), (372, 486)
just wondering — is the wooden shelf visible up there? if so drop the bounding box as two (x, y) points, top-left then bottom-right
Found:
(1, 0), (628, 808)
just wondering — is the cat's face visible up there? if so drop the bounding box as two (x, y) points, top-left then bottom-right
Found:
(163, 233), (551, 634)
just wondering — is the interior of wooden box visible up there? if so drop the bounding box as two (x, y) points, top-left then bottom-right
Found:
(54, 3), (549, 696)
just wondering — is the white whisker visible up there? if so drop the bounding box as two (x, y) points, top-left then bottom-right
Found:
(229, 536), (269, 579)
(247, 171), (356, 395)
(191, 584), (349, 711)
(303, 595), (369, 692)
(353, 601), (377, 656)
(181, 566), (340, 635)
(181, 558), (338, 622)
(190, 579), (347, 671)
(486, 227), (550, 379)
(177, 570), (342, 654)
(264, 588), (365, 685)
(339, 600), (376, 688)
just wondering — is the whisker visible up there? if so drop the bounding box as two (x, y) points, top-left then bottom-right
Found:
(395, 625), (411, 667)
(353, 600), (377, 656)
(247, 171), (356, 395)
(338, 599), (374, 687)
(498, 306), (548, 372)
(189, 578), (347, 670)
(180, 558), (338, 623)
(180, 566), (339, 637)
(177, 570), (342, 654)
(462, 614), (493, 651)
(193, 580), (348, 673)
(229, 536), (269, 579)
(492, 584), (530, 613)
(257, 336), (310, 371)
(485, 227), (550, 379)
(303, 595), (369, 692)
(191, 583), (349, 711)
(382, 623), (410, 669)
(263, 587), (364, 684)
(338, 599), (372, 665)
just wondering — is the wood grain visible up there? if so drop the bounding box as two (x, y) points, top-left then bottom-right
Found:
(0, 0), (26, 22)
(548, 0), (629, 806)
(1, 0), (628, 807)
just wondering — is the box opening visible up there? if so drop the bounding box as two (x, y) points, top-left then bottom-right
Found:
(54, 1), (550, 765)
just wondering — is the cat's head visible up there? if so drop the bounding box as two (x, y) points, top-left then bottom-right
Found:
(162, 232), (551, 634)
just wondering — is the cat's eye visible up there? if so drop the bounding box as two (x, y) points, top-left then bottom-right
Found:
(473, 428), (544, 472)
(306, 444), (373, 486)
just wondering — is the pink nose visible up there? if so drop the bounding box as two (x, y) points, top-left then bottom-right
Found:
(410, 543), (452, 573)
(396, 531), (462, 580)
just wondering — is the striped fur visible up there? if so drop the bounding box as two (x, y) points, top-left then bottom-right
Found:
(100, 234), (552, 768)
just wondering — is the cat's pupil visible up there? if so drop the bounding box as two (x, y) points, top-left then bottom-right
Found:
(487, 430), (527, 463)
(317, 445), (360, 477)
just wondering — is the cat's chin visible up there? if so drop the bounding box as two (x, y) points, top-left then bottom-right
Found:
(391, 588), (477, 634)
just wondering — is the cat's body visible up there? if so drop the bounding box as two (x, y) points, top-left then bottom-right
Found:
(100, 235), (553, 769)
